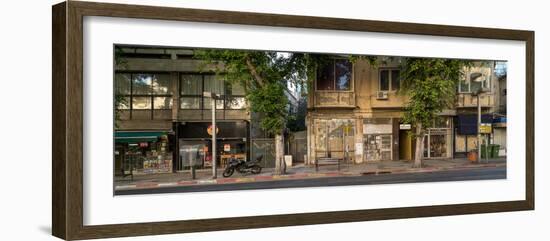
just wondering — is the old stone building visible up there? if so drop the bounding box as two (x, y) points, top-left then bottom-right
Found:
(306, 57), (506, 165)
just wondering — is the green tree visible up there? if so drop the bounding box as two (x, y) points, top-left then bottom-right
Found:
(399, 58), (471, 167)
(114, 46), (128, 129)
(194, 50), (318, 174)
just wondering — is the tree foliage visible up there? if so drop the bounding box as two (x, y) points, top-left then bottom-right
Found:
(193, 50), (319, 135)
(399, 58), (471, 131)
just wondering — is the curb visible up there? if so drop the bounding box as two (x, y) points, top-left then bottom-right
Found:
(115, 163), (506, 191)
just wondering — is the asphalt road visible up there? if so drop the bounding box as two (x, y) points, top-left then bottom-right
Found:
(115, 166), (506, 195)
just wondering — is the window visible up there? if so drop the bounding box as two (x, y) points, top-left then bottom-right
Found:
(458, 68), (491, 93)
(203, 75), (225, 109)
(225, 82), (246, 109)
(179, 74), (247, 110)
(114, 73), (173, 119)
(226, 97), (246, 109)
(180, 75), (202, 109)
(379, 69), (400, 91)
(316, 59), (352, 91)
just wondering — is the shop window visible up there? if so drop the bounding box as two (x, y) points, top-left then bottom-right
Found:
(433, 117), (451, 128)
(379, 69), (400, 91)
(315, 119), (355, 159)
(455, 135), (466, 152)
(316, 59), (352, 91)
(363, 118), (393, 161)
(466, 135), (478, 151)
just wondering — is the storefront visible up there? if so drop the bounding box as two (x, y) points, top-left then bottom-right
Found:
(313, 119), (356, 162)
(114, 131), (173, 175)
(423, 117), (453, 159)
(175, 121), (249, 171)
(492, 117), (507, 157)
(363, 118), (393, 161)
(454, 114), (493, 158)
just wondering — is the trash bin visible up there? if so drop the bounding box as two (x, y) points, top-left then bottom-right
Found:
(467, 150), (478, 162)
(480, 144), (488, 159)
(490, 144), (500, 158)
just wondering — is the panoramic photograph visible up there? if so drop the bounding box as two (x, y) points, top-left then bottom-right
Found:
(112, 45), (507, 195)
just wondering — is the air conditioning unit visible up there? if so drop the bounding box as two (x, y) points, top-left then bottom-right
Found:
(376, 91), (388, 100)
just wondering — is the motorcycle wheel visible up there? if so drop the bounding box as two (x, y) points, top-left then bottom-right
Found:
(251, 165), (262, 174)
(222, 167), (234, 177)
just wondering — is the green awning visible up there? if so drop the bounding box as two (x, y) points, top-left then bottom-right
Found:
(115, 131), (167, 143)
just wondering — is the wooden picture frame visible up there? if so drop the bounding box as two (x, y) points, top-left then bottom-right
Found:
(52, 1), (534, 240)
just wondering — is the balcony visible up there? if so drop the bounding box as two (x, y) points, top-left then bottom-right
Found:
(456, 93), (495, 108)
(314, 91), (355, 108)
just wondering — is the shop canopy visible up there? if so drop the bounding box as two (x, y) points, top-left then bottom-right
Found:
(115, 131), (167, 143)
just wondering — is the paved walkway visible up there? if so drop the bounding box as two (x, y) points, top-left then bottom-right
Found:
(114, 157), (506, 191)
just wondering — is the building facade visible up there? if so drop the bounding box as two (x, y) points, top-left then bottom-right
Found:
(113, 46), (275, 175)
(306, 57), (506, 165)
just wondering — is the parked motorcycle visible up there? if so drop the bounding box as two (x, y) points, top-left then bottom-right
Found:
(222, 155), (263, 177)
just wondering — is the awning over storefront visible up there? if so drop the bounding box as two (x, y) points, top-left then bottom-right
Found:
(115, 131), (167, 143)
(456, 114), (493, 135)
(493, 117), (507, 128)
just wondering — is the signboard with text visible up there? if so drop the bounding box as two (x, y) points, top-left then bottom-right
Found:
(479, 123), (492, 134)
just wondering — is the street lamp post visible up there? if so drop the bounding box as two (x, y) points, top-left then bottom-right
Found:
(204, 91), (220, 179)
(477, 94), (482, 162)
(471, 73), (488, 163)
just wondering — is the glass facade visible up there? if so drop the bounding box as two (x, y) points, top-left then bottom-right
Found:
(179, 74), (246, 110)
(114, 73), (173, 119)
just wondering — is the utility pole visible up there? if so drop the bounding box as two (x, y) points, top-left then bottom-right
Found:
(204, 92), (220, 179)
(477, 94), (482, 162)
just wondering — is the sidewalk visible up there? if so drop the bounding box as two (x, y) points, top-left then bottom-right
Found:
(115, 157), (506, 191)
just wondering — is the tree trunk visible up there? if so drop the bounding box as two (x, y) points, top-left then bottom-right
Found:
(274, 133), (286, 175)
(413, 123), (424, 168)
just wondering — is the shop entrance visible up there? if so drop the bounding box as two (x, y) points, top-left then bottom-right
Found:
(398, 130), (413, 161)
(363, 118), (393, 161)
(423, 128), (452, 159)
(364, 134), (392, 161)
(177, 138), (247, 171)
(314, 119), (355, 162)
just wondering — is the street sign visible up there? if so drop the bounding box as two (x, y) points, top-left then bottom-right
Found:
(479, 123), (492, 134)
(207, 125), (219, 136)
(399, 124), (411, 130)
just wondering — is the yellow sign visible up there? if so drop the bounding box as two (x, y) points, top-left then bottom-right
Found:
(479, 123), (492, 134)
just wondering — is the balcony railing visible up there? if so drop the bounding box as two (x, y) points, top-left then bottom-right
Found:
(314, 91), (355, 108)
(456, 93), (495, 108)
